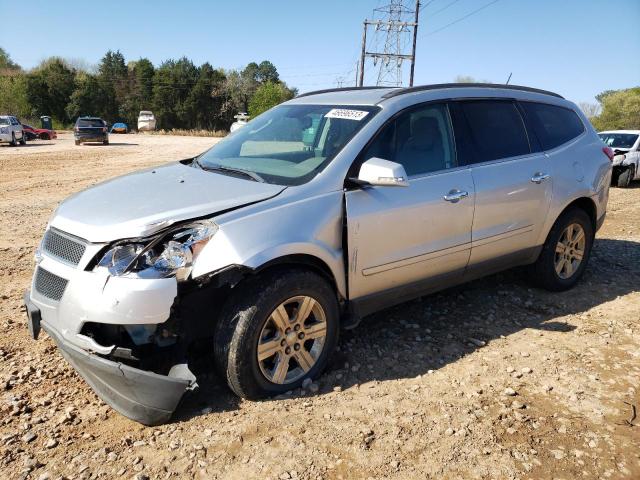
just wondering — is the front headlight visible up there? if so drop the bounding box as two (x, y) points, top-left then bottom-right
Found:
(97, 220), (217, 280)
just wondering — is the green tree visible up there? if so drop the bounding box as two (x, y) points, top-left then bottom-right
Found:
(26, 58), (76, 123)
(248, 81), (295, 117)
(0, 74), (31, 118)
(152, 57), (199, 129)
(65, 73), (112, 121)
(0, 47), (21, 72)
(96, 50), (128, 121)
(185, 63), (227, 130)
(591, 87), (640, 131)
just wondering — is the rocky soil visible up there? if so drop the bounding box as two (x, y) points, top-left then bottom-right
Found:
(1, 134), (639, 479)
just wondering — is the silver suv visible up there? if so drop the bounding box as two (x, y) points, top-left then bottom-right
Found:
(24, 84), (612, 425)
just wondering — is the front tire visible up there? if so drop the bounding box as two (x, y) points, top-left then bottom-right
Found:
(617, 166), (633, 188)
(529, 207), (594, 291)
(214, 268), (339, 399)
(9, 133), (16, 147)
(19, 133), (26, 145)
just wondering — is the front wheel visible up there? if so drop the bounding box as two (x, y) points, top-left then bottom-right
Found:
(9, 133), (16, 147)
(528, 207), (594, 291)
(19, 133), (26, 145)
(214, 269), (339, 399)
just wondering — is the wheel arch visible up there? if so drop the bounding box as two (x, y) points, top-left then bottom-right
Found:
(563, 197), (597, 230)
(253, 254), (344, 301)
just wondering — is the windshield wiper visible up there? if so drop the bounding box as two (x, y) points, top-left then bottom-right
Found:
(197, 162), (265, 183)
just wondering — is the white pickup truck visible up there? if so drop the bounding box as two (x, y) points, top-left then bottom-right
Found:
(0, 115), (26, 146)
(599, 130), (640, 187)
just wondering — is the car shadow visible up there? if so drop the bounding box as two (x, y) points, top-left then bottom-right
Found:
(172, 237), (640, 423)
(81, 143), (139, 147)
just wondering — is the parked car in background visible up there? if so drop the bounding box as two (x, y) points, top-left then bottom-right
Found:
(74, 117), (108, 145)
(24, 84), (611, 425)
(110, 122), (128, 134)
(22, 123), (57, 140)
(21, 124), (38, 141)
(0, 115), (26, 146)
(137, 111), (156, 132)
(230, 112), (250, 132)
(598, 130), (640, 187)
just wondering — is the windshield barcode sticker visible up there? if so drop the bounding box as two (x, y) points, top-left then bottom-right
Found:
(324, 109), (369, 121)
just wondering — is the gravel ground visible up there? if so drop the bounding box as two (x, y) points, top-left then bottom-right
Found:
(1, 134), (639, 479)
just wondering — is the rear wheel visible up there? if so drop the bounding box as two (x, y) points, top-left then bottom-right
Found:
(214, 269), (339, 399)
(529, 207), (594, 291)
(617, 166), (633, 188)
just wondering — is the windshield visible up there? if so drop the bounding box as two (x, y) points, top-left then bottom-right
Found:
(599, 132), (639, 149)
(77, 118), (104, 127)
(0, 118), (9, 126)
(196, 104), (379, 185)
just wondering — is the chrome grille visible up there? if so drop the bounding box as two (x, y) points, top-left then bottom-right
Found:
(34, 267), (68, 301)
(42, 229), (86, 266)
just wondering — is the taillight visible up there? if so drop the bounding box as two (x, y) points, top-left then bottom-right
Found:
(602, 146), (615, 161)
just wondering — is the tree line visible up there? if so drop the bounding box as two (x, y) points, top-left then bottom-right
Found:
(0, 47), (296, 130)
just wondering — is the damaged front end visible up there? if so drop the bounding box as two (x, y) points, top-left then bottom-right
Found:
(24, 220), (233, 425)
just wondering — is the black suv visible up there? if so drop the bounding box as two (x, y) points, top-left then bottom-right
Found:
(74, 117), (109, 145)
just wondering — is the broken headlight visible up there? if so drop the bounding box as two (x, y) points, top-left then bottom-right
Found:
(96, 220), (218, 280)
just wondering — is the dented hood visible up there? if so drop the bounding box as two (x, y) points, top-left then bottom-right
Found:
(50, 162), (286, 242)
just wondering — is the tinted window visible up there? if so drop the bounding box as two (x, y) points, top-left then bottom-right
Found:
(521, 102), (584, 150)
(461, 101), (530, 162)
(362, 103), (457, 177)
(77, 118), (105, 127)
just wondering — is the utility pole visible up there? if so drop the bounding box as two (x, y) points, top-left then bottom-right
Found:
(409, 0), (420, 87)
(358, 0), (421, 87)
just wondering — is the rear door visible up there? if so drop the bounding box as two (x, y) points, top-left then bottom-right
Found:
(456, 99), (552, 270)
(345, 102), (474, 304)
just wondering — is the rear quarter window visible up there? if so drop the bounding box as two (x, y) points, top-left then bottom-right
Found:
(520, 102), (584, 150)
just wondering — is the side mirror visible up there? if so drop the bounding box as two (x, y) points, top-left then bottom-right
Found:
(352, 157), (409, 187)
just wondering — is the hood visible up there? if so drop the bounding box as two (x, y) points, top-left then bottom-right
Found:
(50, 162), (286, 242)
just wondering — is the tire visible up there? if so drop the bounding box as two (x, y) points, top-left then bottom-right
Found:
(19, 133), (26, 145)
(617, 166), (633, 188)
(214, 268), (339, 400)
(75, 140), (80, 146)
(529, 207), (594, 292)
(103, 139), (109, 145)
(9, 133), (16, 147)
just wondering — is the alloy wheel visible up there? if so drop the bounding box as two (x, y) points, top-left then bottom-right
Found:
(257, 295), (327, 385)
(554, 223), (586, 279)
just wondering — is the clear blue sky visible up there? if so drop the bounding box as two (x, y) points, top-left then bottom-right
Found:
(1, 0), (638, 103)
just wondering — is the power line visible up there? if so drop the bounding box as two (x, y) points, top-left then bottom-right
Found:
(429, 0), (463, 17)
(423, 0), (503, 37)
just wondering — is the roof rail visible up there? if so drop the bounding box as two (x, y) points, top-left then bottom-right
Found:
(381, 83), (564, 100)
(296, 86), (391, 99)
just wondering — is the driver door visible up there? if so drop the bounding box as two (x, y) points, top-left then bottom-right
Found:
(345, 102), (475, 311)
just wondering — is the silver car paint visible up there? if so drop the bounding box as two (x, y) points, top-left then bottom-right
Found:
(29, 85), (611, 354)
(51, 163), (286, 242)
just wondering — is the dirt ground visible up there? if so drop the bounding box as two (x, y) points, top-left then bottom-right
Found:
(1, 133), (639, 480)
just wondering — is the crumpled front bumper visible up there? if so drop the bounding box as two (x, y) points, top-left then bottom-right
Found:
(25, 291), (195, 426)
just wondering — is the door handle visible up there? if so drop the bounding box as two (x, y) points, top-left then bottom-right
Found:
(443, 189), (469, 203)
(531, 172), (550, 184)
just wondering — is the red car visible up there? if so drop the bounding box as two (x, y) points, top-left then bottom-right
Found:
(21, 124), (57, 140)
